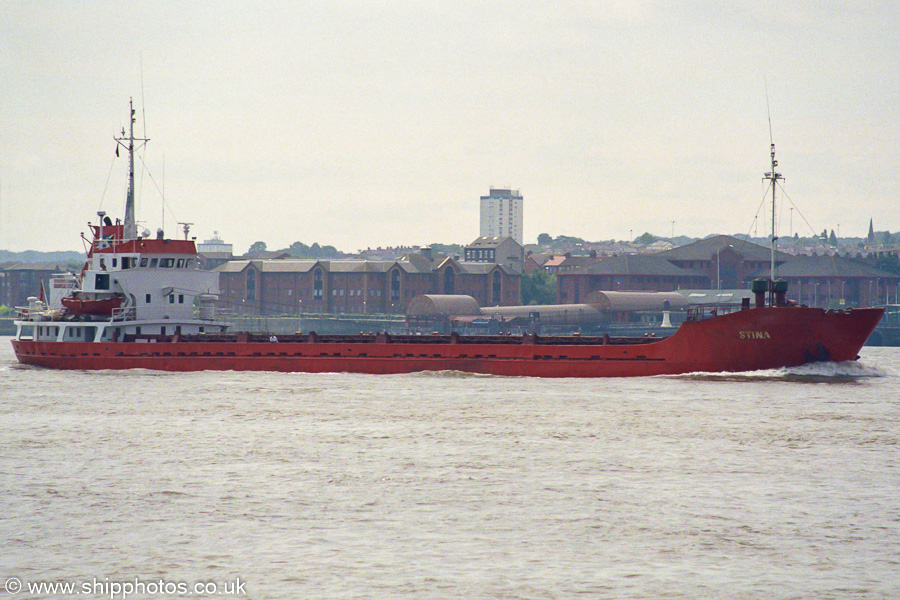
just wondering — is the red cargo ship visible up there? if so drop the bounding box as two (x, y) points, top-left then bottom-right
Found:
(11, 103), (884, 376)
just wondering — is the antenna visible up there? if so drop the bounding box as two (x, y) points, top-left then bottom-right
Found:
(140, 54), (148, 142)
(765, 77), (774, 146)
(114, 98), (149, 240)
(140, 56), (149, 234)
(178, 222), (194, 240)
(762, 86), (784, 305)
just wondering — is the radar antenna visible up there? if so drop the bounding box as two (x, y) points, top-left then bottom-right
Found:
(178, 222), (194, 240)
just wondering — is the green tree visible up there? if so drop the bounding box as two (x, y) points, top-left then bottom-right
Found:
(636, 232), (657, 245)
(829, 230), (838, 246)
(288, 241), (310, 256)
(521, 270), (558, 305)
(874, 254), (900, 275)
(428, 243), (465, 256)
(248, 241), (267, 256)
(537, 233), (553, 245)
(284, 241), (344, 258)
(554, 234), (587, 246)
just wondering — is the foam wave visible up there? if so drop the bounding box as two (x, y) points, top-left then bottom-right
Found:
(672, 360), (893, 383)
(406, 369), (497, 379)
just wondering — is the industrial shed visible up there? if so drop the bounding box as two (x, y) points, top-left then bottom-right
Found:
(406, 294), (482, 318)
(582, 291), (689, 312)
(480, 303), (604, 326)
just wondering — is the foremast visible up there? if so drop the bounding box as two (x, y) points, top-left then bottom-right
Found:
(763, 142), (783, 305)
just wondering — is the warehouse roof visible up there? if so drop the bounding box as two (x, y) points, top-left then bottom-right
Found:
(572, 254), (706, 278)
(654, 234), (790, 262)
(757, 254), (900, 279)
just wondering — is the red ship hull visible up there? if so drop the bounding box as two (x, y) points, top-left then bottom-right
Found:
(12, 306), (884, 376)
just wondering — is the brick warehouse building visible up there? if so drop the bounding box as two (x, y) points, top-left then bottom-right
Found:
(557, 236), (784, 304)
(557, 235), (900, 308)
(557, 254), (708, 304)
(653, 235), (789, 289)
(0, 263), (64, 308)
(217, 251), (521, 315)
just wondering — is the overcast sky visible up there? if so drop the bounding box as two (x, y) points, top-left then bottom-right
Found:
(1, 1), (897, 254)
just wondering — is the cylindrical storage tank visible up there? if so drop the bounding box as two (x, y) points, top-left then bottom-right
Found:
(406, 294), (482, 318)
(582, 291), (689, 312)
(480, 303), (604, 326)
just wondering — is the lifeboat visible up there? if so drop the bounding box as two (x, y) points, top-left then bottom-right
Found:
(61, 294), (124, 316)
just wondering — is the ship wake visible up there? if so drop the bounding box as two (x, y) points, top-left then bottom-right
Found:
(673, 360), (892, 383)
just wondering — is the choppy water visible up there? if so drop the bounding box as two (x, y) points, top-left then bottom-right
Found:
(1, 337), (899, 599)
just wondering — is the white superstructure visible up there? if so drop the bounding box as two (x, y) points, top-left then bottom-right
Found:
(14, 100), (228, 344)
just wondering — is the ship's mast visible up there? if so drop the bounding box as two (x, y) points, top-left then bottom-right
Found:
(763, 142), (783, 301)
(115, 98), (148, 240)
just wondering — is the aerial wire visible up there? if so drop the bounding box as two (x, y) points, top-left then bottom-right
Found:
(139, 54), (147, 231)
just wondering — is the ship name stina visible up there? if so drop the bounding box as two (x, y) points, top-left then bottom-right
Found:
(739, 331), (772, 340)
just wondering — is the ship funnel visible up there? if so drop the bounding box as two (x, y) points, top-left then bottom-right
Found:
(773, 279), (788, 307)
(751, 279), (768, 308)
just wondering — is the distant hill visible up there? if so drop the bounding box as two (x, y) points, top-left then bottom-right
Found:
(0, 250), (84, 265)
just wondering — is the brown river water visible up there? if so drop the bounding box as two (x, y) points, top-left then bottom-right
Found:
(2, 339), (898, 599)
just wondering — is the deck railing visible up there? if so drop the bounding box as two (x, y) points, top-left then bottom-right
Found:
(111, 306), (136, 321)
